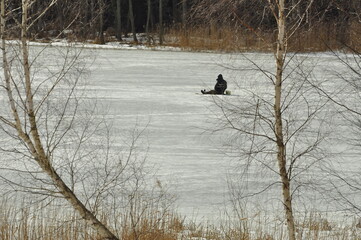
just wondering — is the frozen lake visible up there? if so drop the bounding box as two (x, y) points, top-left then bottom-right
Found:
(87, 49), (235, 221)
(1, 45), (360, 224)
(85, 48), (361, 222)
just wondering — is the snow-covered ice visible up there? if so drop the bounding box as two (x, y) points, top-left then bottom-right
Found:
(1, 43), (361, 225)
(85, 48), (361, 223)
(87, 49), (232, 221)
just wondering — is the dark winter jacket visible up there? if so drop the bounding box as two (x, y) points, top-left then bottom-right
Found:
(214, 74), (227, 94)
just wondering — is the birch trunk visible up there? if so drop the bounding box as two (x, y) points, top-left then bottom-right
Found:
(274, 0), (296, 239)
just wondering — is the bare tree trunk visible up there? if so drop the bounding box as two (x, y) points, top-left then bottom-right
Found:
(98, 0), (105, 44)
(90, 0), (96, 36)
(172, 0), (177, 23)
(273, 0), (296, 239)
(146, 0), (151, 43)
(159, 0), (163, 45)
(0, 1), (119, 239)
(182, 0), (187, 28)
(128, 0), (138, 42)
(1, 0), (9, 85)
(116, 0), (122, 40)
(42, 164), (118, 239)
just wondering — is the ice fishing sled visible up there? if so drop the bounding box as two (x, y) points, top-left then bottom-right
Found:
(199, 90), (232, 95)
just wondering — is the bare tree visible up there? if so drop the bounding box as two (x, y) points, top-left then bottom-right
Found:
(0, 0), (175, 239)
(97, 0), (106, 44)
(191, 1), (333, 239)
(272, 1), (296, 237)
(128, 0), (138, 42)
(116, 0), (122, 41)
(182, 0), (187, 28)
(159, 0), (164, 44)
(0, 1), (117, 239)
(146, 0), (152, 44)
(172, 0), (178, 23)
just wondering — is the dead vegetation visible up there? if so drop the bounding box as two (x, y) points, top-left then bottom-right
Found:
(0, 199), (360, 240)
(165, 22), (361, 53)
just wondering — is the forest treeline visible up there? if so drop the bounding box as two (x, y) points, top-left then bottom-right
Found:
(4, 0), (361, 51)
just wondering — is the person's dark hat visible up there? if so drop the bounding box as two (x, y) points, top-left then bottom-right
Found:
(218, 74), (223, 78)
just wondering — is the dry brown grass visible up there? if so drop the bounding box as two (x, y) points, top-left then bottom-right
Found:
(287, 22), (361, 52)
(1, 199), (360, 240)
(166, 25), (274, 52)
(166, 22), (361, 53)
(0, 203), (96, 240)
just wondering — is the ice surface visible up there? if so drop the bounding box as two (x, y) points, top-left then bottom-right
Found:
(2, 43), (360, 224)
(84, 48), (361, 223)
(84, 49), (355, 221)
(87, 49), (233, 221)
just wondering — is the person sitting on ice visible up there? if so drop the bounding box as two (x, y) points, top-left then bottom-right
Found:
(201, 74), (227, 95)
